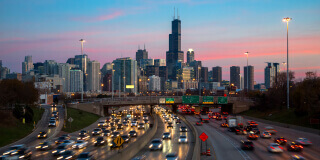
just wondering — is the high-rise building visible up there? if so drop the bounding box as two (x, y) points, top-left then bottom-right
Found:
(186, 49), (195, 64)
(70, 69), (83, 92)
(201, 67), (208, 83)
(87, 61), (101, 92)
(6, 72), (22, 81)
(230, 66), (240, 89)
(44, 60), (58, 75)
(101, 63), (113, 75)
(182, 67), (194, 81)
(113, 57), (138, 94)
(189, 61), (202, 80)
(136, 46), (148, 68)
(154, 59), (166, 66)
(212, 66), (222, 82)
(244, 65), (254, 91)
(208, 70), (213, 82)
(140, 59), (154, 70)
(0, 60), (2, 68)
(22, 55), (34, 74)
(138, 76), (148, 93)
(159, 66), (168, 91)
(0, 66), (10, 79)
(102, 73), (112, 92)
(66, 58), (75, 64)
(149, 75), (161, 91)
(58, 63), (70, 92)
(75, 54), (89, 74)
(166, 15), (184, 80)
(264, 62), (280, 89)
(146, 65), (159, 77)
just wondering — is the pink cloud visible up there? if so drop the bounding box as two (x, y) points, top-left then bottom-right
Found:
(71, 11), (124, 22)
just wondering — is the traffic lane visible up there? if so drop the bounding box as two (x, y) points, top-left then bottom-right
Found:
(186, 115), (249, 160)
(210, 117), (319, 160)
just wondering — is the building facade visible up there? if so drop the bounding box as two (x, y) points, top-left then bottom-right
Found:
(212, 66), (222, 82)
(230, 66), (240, 89)
(244, 65), (254, 91)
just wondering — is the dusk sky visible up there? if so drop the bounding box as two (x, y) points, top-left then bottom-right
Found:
(0, 0), (319, 83)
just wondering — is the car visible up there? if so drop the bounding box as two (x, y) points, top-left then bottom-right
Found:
(164, 118), (170, 123)
(144, 119), (149, 124)
(110, 131), (120, 138)
(48, 120), (56, 127)
(98, 121), (107, 127)
(196, 121), (203, 126)
(10, 147), (32, 159)
(165, 153), (178, 160)
(117, 124), (123, 130)
(76, 152), (96, 160)
(61, 134), (71, 139)
(173, 115), (178, 119)
(94, 136), (106, 146)
(129, 130), (137, 137)
(138, 123), (145, 129)
(235, 128), (247, 135)
(162, 132), (171, 139)
(179, 126), (188, 132)
(176, 119), (181, 124)
(121, 135), (130, 143)
(79, 130), (88, 135)
(295, 138), (312, 146)
(287, 142), (303, 152)
(2, 145), (26, 156)
(131, 121), (137, 127)
(56, 150), (75, 160)
(37, 131), (47, 138)
(143, 115), (148, 120)
(167, 122), (173, 129)
(131, 155), (147, 160)
(62, 140), (75, 145)
(55, 136), (70, 145)
(267, 143), (284, 153)
(103, 130), (111, 137)
(110, 126), (116, 132)
(260, 131), (272, 138)
(251, 128), (260, 134)
(274, 137), (287, 145)
(110, 122), (115, 127)
(290, 155), (306, 160)
(220, 123), (228, 127)
(72, 140), (88, 149)
(216, 115), (222, 120)
(50, 117), (56, 121)
(265, 126), (277, 134)
(92, 128), (102, 136)
(247, 120), (258, 128)
(178, 135), (188, 143)
(123, 121), (128, 126)
(247, 132), (259, 140)
(35, 141), (54, 150)
(106, 117), (112, 122)
(77, 134), (90, 141)
(240, 140), (254, 150)
(52, 144), (71, 156)
(115, 119), (120, 124)
(149, 139), (163, 150)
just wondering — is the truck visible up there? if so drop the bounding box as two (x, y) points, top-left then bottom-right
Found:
(227, 115), (244, 128)
(200, 114), (210, 123)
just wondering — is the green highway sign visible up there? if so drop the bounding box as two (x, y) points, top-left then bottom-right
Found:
(182, 96), (199, 104)
(202, 96), (214, 104)
(218, 97), (228, 104)
(166, 98), (174, 104)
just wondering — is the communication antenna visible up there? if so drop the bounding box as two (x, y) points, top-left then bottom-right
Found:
(173, 7), (175, 19)
(177, 8), (180, 20)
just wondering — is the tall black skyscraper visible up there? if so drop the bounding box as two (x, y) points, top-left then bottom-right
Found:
(136, 45), (148, 68)
(166, 13), (184, 80)
(244, 65), (254, 91)
(212, 66), (222, 82)
(187, 49), (194, 64)
(230, 66), (240, 89)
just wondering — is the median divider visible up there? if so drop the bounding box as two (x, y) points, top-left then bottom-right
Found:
(178, 114), (200, 160)
(108, 113), (158, 160)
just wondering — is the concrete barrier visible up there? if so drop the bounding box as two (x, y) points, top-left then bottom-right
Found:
(178, 115), (200, 160)
(108, 113), (159, 160)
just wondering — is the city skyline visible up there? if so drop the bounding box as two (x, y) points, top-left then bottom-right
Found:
(1, 0), (320, 83)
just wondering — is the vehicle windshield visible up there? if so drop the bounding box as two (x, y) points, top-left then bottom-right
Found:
(94, 129), (100, 131)
(57, 145), (66, 149)
(245, 142), (253, 145)
(76, 141), (83, 143)
(180, 136), (186, 138)
(58, 137), (65, 140)
(130, 131), (136, 133)
(49, 120), (55, 123)
(77, 154), (89, 158)
(164, 133), (170, 135)
(97, 137), (103, 140)
(9, 146), (21, 150)
(61, 150), (72, 155)
(152, 140), (161, 143)
(272, 144), (279, 147)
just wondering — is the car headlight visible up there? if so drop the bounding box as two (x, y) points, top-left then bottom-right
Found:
(38, 135), (40, 137)
(92, 132), (94, 134)
(57, 156), (63, 160)
(3, 152), (9, 155)
(149, 144), (153, 148)
(19, 155), (25, 159)
(52, 150), (57, 153)
(179, 139), (181, 142)
(12, 151), (18, 155)
(158, 144), (162, 148)
(101, 141), (105, 143)
(72, 145), (76, 148)
(94, 141), (97, 143)
(43, 145), (48, 148)
(109, 143), (113, 146)
(36, 146), (41, 149)
(60, 150), (65, 153)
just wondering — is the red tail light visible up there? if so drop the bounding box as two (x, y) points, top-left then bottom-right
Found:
(300, 146), (303, 148)
(279, 146), (283, 149)
(270, 147), (275, 149)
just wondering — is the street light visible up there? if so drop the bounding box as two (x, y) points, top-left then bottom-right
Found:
(283, 17), (292, 110)
(244, 52), (249, 91)
(79, 39), (85, 102)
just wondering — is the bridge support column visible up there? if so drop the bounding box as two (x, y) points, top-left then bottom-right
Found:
(172, 104), (178, 113)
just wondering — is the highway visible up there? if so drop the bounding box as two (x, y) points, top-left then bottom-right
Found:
(133, 107), (194, 160)
(186, 113), (320, 160)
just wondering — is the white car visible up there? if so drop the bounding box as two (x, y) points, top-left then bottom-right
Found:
(267, 143), (283, 153)
(260, 131), (272, 138)
(265, 126), (277, 134)
(138, 123), (145, 129)
(131, 121), (137, 127)
(143, 115), (148, 120)
(72, 140), (88, 149)
(295, 138), (312, 146)
(98, 121), (107, 127)
(48, 120), (56, 127)
(178, 135), (188, 143)
(92, 128), (102, 135)
(62, 140), (75, 145)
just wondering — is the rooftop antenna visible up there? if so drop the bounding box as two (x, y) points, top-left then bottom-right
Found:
(173, 7), (175, 19)
(177, 8), (180, 20)
(144, 43), (145, 50)
(138, 45), (140, 50)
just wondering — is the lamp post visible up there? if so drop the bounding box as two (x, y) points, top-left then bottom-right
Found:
(79, 39), (85, 102)
(283, 17), (292, 110)
(244, 52), (249, 91)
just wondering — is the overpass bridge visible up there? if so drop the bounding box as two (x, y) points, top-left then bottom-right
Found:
(67, 96), (254, 116)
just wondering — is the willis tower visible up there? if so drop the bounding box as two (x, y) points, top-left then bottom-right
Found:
(166, 11), (184, 80)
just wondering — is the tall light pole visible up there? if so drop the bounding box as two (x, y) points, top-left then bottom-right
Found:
(79, 39), (85, 102)
(283, 17), (292, 110)
(244, 52), (249, 91)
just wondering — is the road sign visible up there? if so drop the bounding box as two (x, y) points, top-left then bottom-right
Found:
(68, 117), (74, 122)
(182, 96), (199, 104)
(218, 97), (228, 104)
(199, 132), (208, 142)
(166, 98), (174, 104)
(159, 98), (166, 104)
(114, 136), (124, 147)
(202, 96), (214, 104)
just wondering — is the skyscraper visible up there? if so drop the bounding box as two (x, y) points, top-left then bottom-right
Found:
(149, 75), (161, 91)
(22, 55), (34, 74)
(44, 60), (58, 75)
(265, 62), (280, 88)
(113, 57), (137, 94)
(186, 49), (194, 64)
(70, 69), (83, 92)
(136, 46), (148, 68)
(212, 66), (222, 82)
(201, 67), (208, 83)
(230, 66), (240, 89)
(244, 65), (254, 90)
(58, 63), (70, 92)
(166, 14), (184, 80)
(87, 61), (101, 92)
(154, 59), (166, 66)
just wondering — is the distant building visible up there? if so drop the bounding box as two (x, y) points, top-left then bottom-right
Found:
(212, 66), (222, 82)
(6, 72), (22, 81)
(136, 46), (148, 68)
(208, 70), (213, 82)
(44, 60), (58, 75)
(87, 61), (101, 92)
(209, 82), (220, 90)
(186, 49), (195, 64)
(140, 59), (154, 70)
(113, 57), (138, 94)
(183, 80), (198, 90)
(264, 62), (280, 89)
(101, 63), (113, 75)
(154, 59), (166, 66)
(66, 58), (75, 64)
(70, 69), (83, 92)
(182, 67), (194, 81)
(58, 63), (70, 92)
(102, 73), (112, 92)
(159, 66), (168, 91)
(22, 55), (33, 75)
(138, 76), (148, 93)
(244, 65), (254, 91)
(146, 65), (159, 77)
(230, 66), (240, 89)
(201, 67), (208, 83)
(33, 62), (44, 75)
(149, 75), (161, 91)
